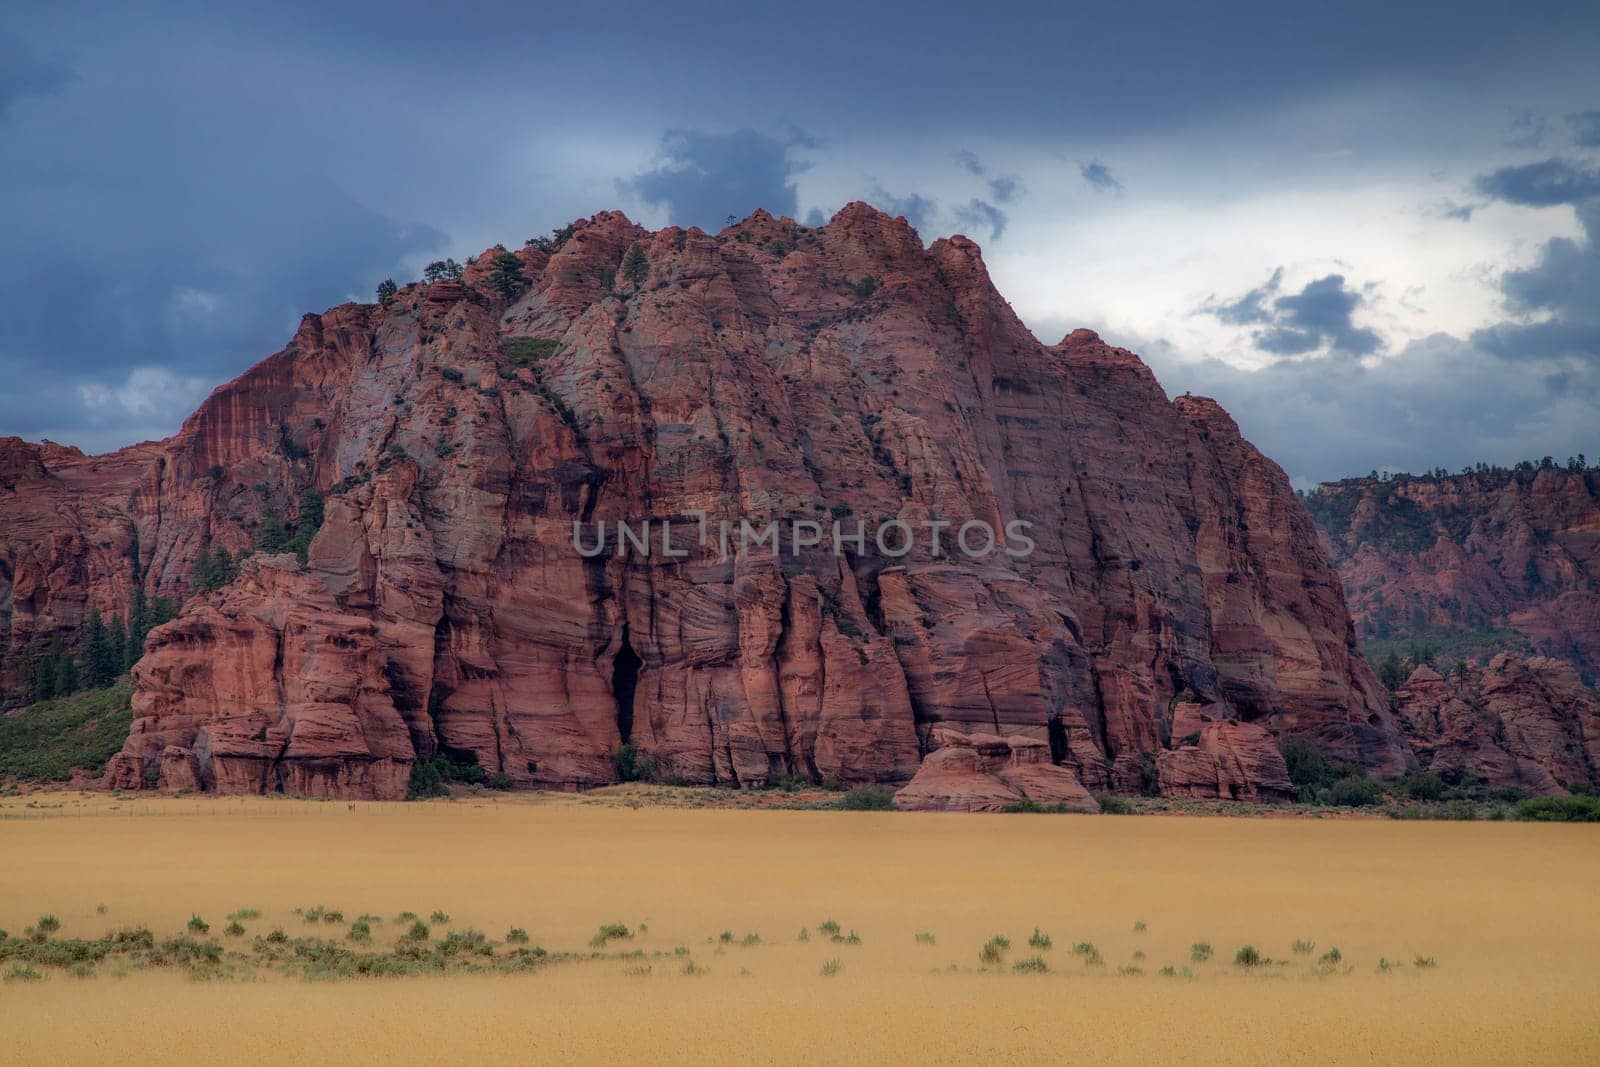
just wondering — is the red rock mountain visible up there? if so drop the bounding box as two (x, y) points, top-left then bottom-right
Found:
(1306, 467), (1600, 682)
(1392, 654), (1599, 795)
(1, 205), (1409, 799)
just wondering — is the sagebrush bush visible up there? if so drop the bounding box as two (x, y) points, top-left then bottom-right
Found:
(1234, 945), (1262, 967)
(589, 923), (632, 948)
(1512, 794), (1600, 822)
(837, 785), (895, 811)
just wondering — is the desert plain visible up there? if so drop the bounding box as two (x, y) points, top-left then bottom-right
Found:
(0, 791), (1595, 1065)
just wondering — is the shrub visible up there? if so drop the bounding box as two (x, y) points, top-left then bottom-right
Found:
(224, 921), (245, 937)
(1413, 955), (1437, 968)
(820, 958), (843, 977)
(1395, 771), (1447, 801)
(348, 920), (372, 943)
(1095, 793), (1134, 814)
(503, 337), (558, 368)
(0, 683), (134, 782)
(615, 743), (655, 783)
(837, 785), (895, 810)
(817, 920), (841, 938)
(1190, 942), (1213, 963)
(323, 910), (344, 924)
(589, 923), (632, 948)
(1234, 945), (1262, 967)
(1317, 947), (1343, 968)
(914, 931), (936, 945)
(429, 910), (450, 925)
(1028, 928), (1052, 950)
(186, 915), (210, 935)
(1327, 776), (1383, 807)
(1511, 794), (1600, 821)
(1291, 939), (1315, 955)
(979, 936), (1010, 965)
(36, 915), (61, 936)
(1013, 956), (1049, 973)
(402, 920), (430, 943)
(1132, 920), (1147, 933)
(228, 909), (262, 921)
(4, 963), (43, 983)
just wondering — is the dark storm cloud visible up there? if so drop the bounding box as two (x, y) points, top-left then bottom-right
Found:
(868, 187), (937, 233)
(1132, 331), (1600, 485)
(3, 0), (1599, 456)
(955, 150), (1023, 204)
(1080, 161), (1123, 192)
(1505, 110), (1547, 149)
(1202, 271), (1382, 357)
(0, 33), (74, 118)
(1473, 158), (1600, 207)
(1568, 110), (1600, 147)
(1473, 161), (1600, 368)
(627, 128), (813, 232)
(953, 199), (1007, 241)
(1202, 268), (1283, 325)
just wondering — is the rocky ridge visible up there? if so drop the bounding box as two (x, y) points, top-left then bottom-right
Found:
(4, 205), (1409, 799)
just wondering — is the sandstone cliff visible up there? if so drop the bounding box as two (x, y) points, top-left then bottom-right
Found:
(1306, 467), (1600, 682)
(3, 204), (1408, 799)
(1393, 655), (1599, 795)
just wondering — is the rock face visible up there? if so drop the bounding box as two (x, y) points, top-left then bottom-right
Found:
(1307, 468), (1600, 682)
(1392, 655), (1600, 795)
(894, 726), (1099, 812)
(1, 204), (1409, 799)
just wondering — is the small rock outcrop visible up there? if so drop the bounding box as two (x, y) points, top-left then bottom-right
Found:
(893, 727), (1099, 812)
(1392, 654), (1600, 794)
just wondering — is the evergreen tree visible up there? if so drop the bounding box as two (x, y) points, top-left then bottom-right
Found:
(487, 250), (530, 302)
(81, 609), (117, 688)
(376, 278), (398, 305)
(192, 548), (220, 591)
(125, 589), (147, 671)
(107, 615), (127, 677)
(254, 500), (290, 553)
(52, 648), (78, 696)
(620, 242), (649, 289)
(423, 258), (463, 283)
(289, 489), (325, 563)
(34, 638), (67, 701)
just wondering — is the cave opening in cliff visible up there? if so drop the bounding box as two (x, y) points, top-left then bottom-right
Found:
(613, 634), (642, 745)
(1048, 718), (1067, 764)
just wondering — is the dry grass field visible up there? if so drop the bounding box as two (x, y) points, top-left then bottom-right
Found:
(1, 791), (1596, 1065)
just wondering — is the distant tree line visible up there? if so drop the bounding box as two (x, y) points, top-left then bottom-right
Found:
(7, 487), (328, 706)
(8, 587), (178, 704)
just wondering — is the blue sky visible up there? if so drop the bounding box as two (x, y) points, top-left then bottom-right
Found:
(3, 1), (1598, 484)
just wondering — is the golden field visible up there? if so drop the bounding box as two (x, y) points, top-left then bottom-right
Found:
(1, 791), (1596, 1065)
